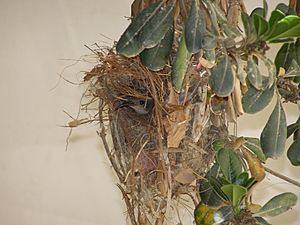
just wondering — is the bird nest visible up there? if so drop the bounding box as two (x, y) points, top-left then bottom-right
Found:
(82, 47), (228, 225)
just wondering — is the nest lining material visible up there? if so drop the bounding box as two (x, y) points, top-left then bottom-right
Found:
(83, 47), (228, 224)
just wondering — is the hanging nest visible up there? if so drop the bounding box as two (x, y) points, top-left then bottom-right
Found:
(81, 46), (229, 224)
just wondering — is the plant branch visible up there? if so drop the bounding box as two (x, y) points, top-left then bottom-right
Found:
(264, 166), (300, 188)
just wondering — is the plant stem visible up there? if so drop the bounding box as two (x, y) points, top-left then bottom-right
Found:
(264, 166), (300, 188)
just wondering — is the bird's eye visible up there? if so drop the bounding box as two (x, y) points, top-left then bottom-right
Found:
(139, 100), (146, 105)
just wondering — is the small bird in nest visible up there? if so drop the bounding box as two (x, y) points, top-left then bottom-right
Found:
(115, 96), (154, 115)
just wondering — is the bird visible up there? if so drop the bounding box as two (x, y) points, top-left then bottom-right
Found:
(115, 96), (154, 115)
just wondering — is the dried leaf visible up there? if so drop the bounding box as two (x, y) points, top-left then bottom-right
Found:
(164, 84), (188, 148)
(232, 79), (244, 116)
(225, 95), (237, 123)
(175, 168), (196, 185)
(242, 149), (266, 182)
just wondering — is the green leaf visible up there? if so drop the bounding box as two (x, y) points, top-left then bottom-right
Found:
(202, 0), (220, 36)
(276, 3), (296, 15)
(209, 176), (229, 202)
(185, 0), (206, 53)
(116, 1), (164, 57)
(200, 163), (224, 208)
(243, 137), (266, 161)
(171, 33), (192, 93)
(210, 1), (241, 38)
(253, 14), (269, 37)
(221, 184), (247, 212)
(257, 54), (276, 88)
(202, 32), (217, 50)
(287, 140), (300, 166)
(242, 84), (274, 114)
(266, 16), (300, 42)
(233, 172), (249, 187)
(287, 117), (300, 138)
(295, 38), (300, 64)
(139, 0), (175, 48)
(274, 42), (296, 71)
(140, 25), (174, 71)
(194, 203), (215, 225)
(212, 139), (226, 152)
(251, 8), (265, 18)
(217, 148), (243, 182)
(213, 206), (234, 224)
(244, 177), (257, 189)
(247, 56), (264, 90)
(285, 59), (300, 78)
(268, 10), (285, 31)
(209, 55), (235, 97)
(255, 192), (297, 217)
(254, 217), (271, 225)
(241, 12), (258, 44)
(260, 101), (287, 159)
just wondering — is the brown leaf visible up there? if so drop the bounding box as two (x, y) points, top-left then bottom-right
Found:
(164, 82), (188, 148)
(242, 149), (266, 182)
(225, 95), (237, 123)
(232, 79), (244, 116)
(174, 168), (196, 185)
(165, 108), (188, 148)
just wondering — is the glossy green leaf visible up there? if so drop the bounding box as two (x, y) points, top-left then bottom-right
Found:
(194, 203), (215, 225)
(221, 184), (247, 211)
(268, 10), (285, 31)
(255, 192), (297, 217)
(217, 148), (243, 182)
(209, 55), (235, 97)
(116, 1), (163, 57)
(247, 56), (263, 90)
(213, 206), (234, 224)
(253, 14), (269, 37)
(242, 84), (274, 114)
(139, 0), (175, 48)
(171, 33), (192, 93)
(140, 25), (174, 71)
(185, 0), (206, 53)
(263, 9), (285, 41)
(260, 101), (287, 159)
(267, 16), (300, 42)
(234, 172), (249, 187)
(200, 163), (224, 208)
(243, 137), (266, 161)
(287, 140), (300, 166)
(274, 42), (296, 71)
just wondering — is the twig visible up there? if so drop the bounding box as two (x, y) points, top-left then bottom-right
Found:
(264, 166), (300, 188)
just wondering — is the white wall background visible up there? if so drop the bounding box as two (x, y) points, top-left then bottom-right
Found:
(0, 0), (298, 225)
